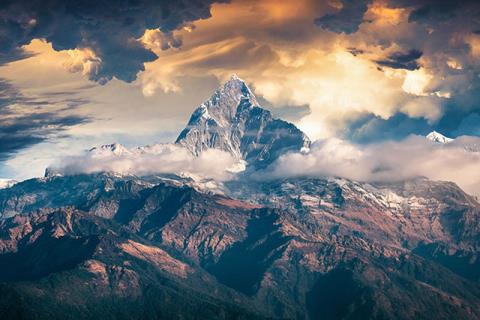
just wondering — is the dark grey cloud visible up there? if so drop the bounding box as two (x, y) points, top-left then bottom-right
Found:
(407, 0), (465, 25)
(343, 113), (431, 144)
(0, 79), (90, 160)
(379, 0), (480, 31)
(0, 0), (227, 82)
(376, 49), (423, 70)
(314, 0), (372, 34)
(344, 102), (480, 144)
(347, 47), (364, 56)
(0, 113), (88, 161)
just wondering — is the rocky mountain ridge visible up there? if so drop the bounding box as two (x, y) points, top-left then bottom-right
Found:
(0, 76), (479, 319)
(175, 74), (311, 168)
(0, 172), (479, 319)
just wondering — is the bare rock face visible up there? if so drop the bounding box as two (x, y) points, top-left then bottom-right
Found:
(176, 75), (311, 168)
(0, 208), (267, 320)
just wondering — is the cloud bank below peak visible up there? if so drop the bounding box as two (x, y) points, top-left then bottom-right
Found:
(48, 143), (240, 182)
(255, 135), (480, 196)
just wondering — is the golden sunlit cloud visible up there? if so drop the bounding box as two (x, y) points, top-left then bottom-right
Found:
(402, 68), (433, 96)
(136, 0), (458, 139)
(2, 0), (480, 147)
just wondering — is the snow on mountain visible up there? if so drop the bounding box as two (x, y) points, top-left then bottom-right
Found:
(89, 142), (132, 156)
(175, 74), (311, 168)
(425, 131), (480, 153)
(59, 75), (311, 174)
(426, 130), (454, 143)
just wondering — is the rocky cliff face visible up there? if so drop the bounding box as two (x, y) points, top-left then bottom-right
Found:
(176, 74), (311, 168)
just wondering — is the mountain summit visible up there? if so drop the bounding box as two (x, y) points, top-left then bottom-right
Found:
(426, 130), (453, 143)
(176, 74), (311, 168)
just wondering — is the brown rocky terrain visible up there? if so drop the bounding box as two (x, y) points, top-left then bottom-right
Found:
(0, 173), (479, 319)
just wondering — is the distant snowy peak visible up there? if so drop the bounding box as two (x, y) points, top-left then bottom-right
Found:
(89, 142), (131, 156)
(425, 131), (480, 153)
(426, 131), (454, 144)
(176, 74), (311, 168)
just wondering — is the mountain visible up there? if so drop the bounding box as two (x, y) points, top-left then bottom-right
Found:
(425, 131), (480, 153)
(1, 76), (480, 319)
(176, 74), (311, 168)
(89, 142), (132, 156)
(0, 173), (480, 319)
(0, 206), (266, 320)
(426, 130), (454, 143)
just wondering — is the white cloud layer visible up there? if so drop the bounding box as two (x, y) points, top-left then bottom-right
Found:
(48, 135), (480, 198)
(49, 144), (239, 181)
(255, 135), (480, 196)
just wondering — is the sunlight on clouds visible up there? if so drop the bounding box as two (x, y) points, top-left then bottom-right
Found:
(447, 57), (463, 70)
(367, 3), (407, 26)
(465, 34), (480, 57)
(3, 40), (89, 93)
(63, 47), (103, 81)
(136, 0), (456, 140)
(401, 96), (442, 122)
(402, 68), (433, 96)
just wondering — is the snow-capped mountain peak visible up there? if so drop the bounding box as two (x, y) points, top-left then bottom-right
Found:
(426, 131), (453, 144)
(176, 75), (311, 168)
(89, 142), (131, 156)
(186, 74), (258, 128)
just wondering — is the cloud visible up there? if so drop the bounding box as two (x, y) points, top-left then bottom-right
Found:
(49, 143), (239, 181)
(255, 135), (480, 196)
(376, 49), (422, 70)
(344, 113), (430, 143)
(4, 0), (480, 149)
(314, 0), (372, 34)
(0, 0), (226, 83)
(407, 0), (466, 25)
(0, 78), (90, 161)
(0, 112), (89, 161)
(136, 0), (480, 142)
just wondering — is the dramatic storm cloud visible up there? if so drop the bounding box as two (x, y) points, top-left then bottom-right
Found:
(0, 0), (226, 82)
(314, 0), (372, 34)
(136, 0), (480, 142)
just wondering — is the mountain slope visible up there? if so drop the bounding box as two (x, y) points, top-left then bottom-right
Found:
(1, 174), (480, 318)
(176, 74), (311, 168)
(0, 208), (267, 320)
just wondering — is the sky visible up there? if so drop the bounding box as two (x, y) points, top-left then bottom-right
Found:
(0, 0), (480, 186)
